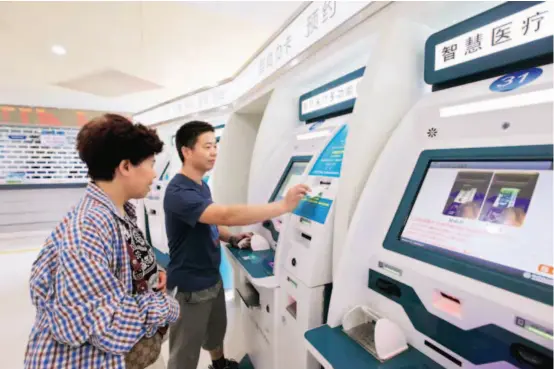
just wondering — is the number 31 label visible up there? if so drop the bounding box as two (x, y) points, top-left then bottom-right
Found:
(490, 67), (543, 92)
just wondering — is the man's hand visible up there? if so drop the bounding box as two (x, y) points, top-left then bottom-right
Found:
(157, 270), (167, 293)
(229, 232), (253, 249)
(282, 184), (311, 212)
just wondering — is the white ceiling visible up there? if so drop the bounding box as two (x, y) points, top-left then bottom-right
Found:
(0, 1), (303, 113)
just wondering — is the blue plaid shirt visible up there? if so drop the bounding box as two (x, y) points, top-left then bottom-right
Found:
(24, 183), (180, 369)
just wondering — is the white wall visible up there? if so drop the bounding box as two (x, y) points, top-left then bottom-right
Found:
(0, 187), (84, 233)
(212, 112), (262, 205)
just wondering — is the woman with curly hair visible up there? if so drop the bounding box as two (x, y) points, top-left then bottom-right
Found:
(24, 114), (180, 369)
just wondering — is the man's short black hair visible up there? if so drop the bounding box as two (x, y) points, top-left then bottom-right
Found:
(175, 121), (215, 162)
(76, 114), (164, 181)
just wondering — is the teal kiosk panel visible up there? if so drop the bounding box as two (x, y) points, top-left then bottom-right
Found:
(305, 325), (441, 369)
(227, 247), (275, 279)
(379, 145), (553, 367)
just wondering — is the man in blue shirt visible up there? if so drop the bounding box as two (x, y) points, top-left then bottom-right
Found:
(164, 121), (309, 369)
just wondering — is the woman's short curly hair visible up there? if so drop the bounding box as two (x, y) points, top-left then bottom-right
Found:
(76, 114), (164, 181)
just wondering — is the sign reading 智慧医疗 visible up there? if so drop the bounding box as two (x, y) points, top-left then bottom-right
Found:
(425, 1), (553, 85)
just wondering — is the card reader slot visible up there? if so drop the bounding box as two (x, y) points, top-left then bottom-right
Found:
(236, 282), (260, 309)
(301, 233), (312, 241)
(440, 292), (460, 304)
(375, 278), (401, 298)
(424, 340), (462, 367)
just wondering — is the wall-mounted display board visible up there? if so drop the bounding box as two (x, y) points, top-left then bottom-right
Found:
(0, 125), (88, 186)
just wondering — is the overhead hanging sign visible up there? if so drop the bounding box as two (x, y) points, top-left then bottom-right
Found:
(299, 67), (365, 122)
(134, 1), (371, 125)
(425, 1), (553, 86)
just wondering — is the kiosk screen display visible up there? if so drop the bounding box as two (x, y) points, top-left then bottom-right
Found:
(272, 161), (309, 201)
(400, 160), (553, 287)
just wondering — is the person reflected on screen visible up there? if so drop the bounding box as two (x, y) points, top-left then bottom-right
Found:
(502, 207), (525, 227)
(458, 202), (480, 220)
(24, 114), (179, 369)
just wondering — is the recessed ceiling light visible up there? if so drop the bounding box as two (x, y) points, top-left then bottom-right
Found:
(51, 45), (67, 56)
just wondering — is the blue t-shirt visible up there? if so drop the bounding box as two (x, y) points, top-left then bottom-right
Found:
(164, 173), (221, 292)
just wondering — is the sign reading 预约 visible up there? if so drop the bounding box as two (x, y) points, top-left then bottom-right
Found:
(134, 1), (371, 125)
(435, 2), (552, 71)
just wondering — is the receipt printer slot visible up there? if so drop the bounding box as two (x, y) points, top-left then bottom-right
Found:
(319, 180), (331, 189)
(299, 217), (311, 226)
(296, 229), (312, 247)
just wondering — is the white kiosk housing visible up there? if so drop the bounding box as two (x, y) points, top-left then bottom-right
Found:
(307, 3), (553, 369)
(226, 102), (349, 369)
(212, 15), (432, 369)
(273, 73), (359, 369)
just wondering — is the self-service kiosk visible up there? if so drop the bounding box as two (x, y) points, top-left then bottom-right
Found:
(226, 69), (364, 369)
(276, 123), (350, 369)
(306, 2), (553, 369)
(227, 120), (347, 369)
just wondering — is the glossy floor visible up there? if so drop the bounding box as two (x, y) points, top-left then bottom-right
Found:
(0, 231), (245, 369)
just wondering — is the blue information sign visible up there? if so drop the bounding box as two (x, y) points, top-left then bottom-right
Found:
(309, 124), (348, 178)
(293, 124), (349, 224)
(293, 197), (333, 224)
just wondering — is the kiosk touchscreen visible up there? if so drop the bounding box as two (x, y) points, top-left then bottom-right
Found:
(397, 157), (553, 299)
(262, 156), (311, 248)
(310, 3), (553, 369)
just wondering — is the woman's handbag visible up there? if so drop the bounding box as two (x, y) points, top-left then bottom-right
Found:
(123, 224), (167, 369)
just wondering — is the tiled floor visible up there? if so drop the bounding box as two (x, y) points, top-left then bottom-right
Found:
(0, 231), (245, 369)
